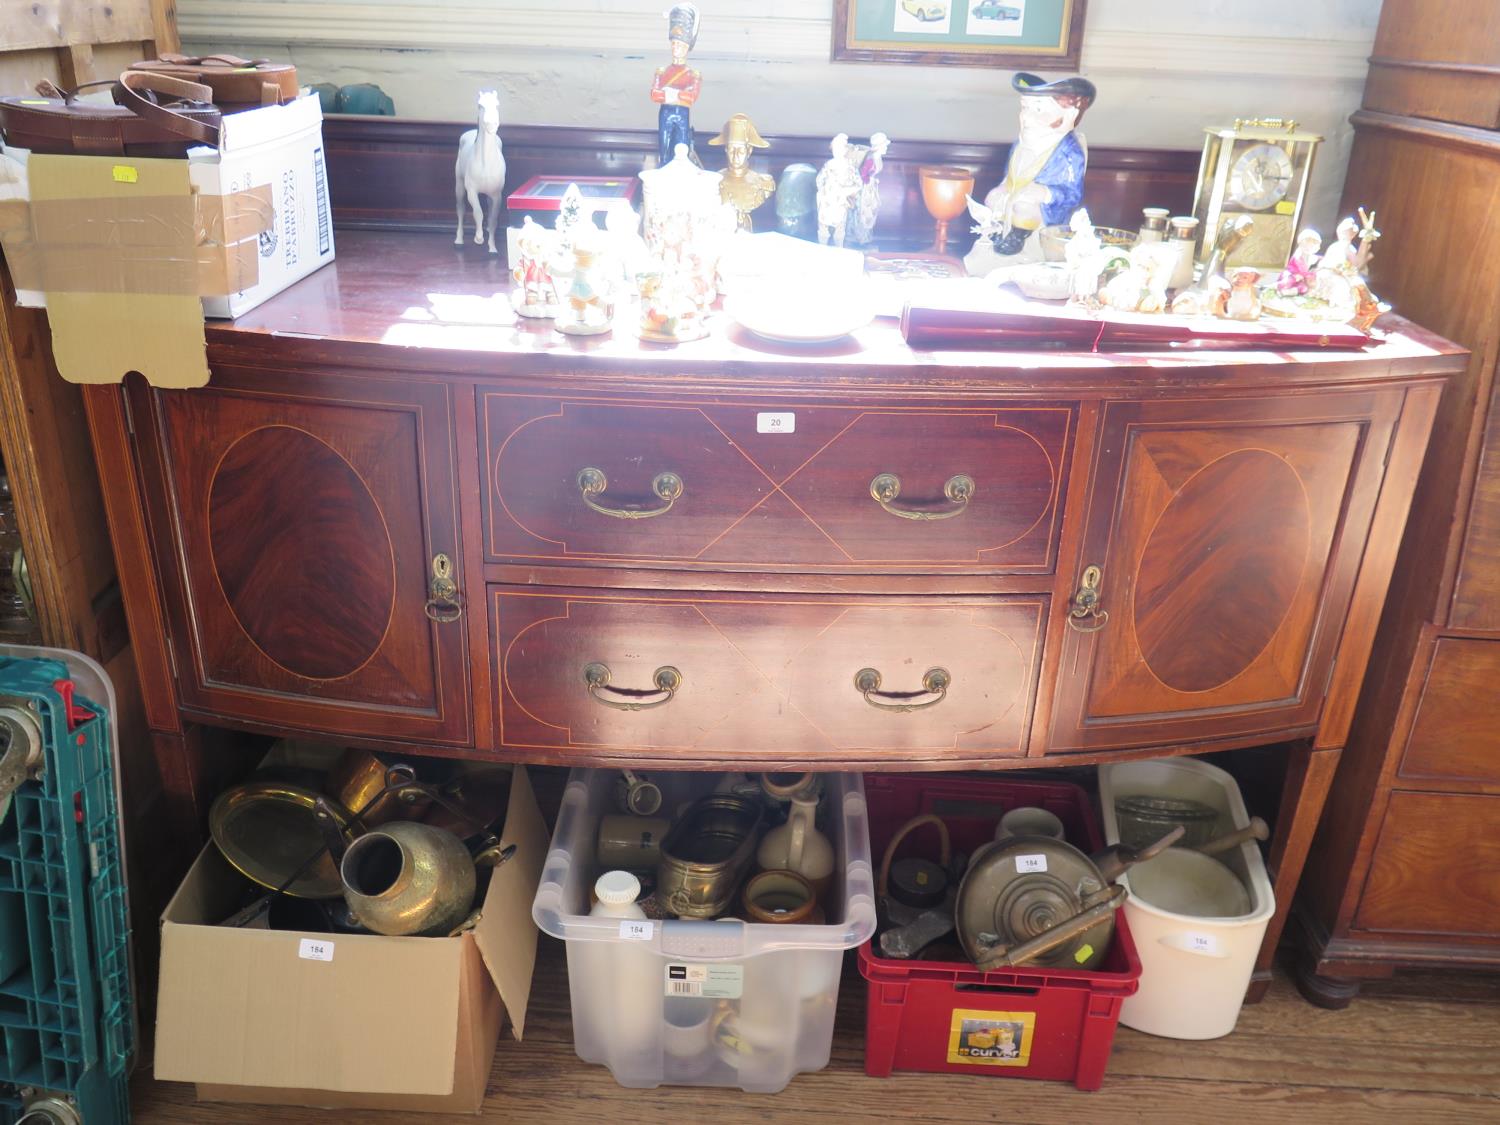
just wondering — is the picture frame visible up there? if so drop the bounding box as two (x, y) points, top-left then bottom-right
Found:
(831, 0), (1087, 69)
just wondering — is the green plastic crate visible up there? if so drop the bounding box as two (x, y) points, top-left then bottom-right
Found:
(0, 648), (132, 1125)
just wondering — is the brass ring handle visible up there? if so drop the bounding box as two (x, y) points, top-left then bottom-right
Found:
(869, 473), (974, 521)
(577, 467), (684, 520)
(1066, 609), (1108, 634)
(584, 662), (682, 711)
(855, 667), (951, 713)
(424, 594), (464, 623)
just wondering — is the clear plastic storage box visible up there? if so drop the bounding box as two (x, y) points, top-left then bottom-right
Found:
(531, 769), (875, 1092)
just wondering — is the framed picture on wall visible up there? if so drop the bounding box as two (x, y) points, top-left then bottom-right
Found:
(831, 0), (1087, 68)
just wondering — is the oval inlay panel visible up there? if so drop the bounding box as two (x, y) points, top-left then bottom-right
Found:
(208, 426), (396, 680)
(1135, 450), (1310, 694)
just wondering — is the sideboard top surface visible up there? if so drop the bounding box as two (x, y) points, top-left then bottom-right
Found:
(206, 231), (1466, 394)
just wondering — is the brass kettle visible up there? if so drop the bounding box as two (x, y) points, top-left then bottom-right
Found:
(339, 821), (476, 937)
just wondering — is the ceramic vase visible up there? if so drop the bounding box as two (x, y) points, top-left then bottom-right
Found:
(755, 794), (834, 900)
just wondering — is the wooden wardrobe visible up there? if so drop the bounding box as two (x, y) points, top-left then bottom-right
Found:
(1294, 0), (1500, 1004)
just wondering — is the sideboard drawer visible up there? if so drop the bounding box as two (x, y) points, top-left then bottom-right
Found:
(483, 394), (1073, 572)
(492, 586), (1045, 760)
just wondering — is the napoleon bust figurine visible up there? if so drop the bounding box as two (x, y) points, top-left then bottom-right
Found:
(965, 72), (1097, 273)
(651, 4), (703, 166)
(709, 113), (775, 231)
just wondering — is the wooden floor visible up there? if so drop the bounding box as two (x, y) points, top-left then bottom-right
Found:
(131, 945), (1500, 1123)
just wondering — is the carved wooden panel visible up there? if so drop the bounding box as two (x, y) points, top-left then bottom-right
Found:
(493, 587), (1044, 760)
(483, 394), (1072, 573)
(1398, 636), (1500, 785)
(1048, 391), (1401, 751)
(1354, 791), (1500, 938)
(146, 369), (471, 743)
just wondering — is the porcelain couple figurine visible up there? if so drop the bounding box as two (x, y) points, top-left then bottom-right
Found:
(1269, 207), (1386, 330)
(815, 131), (891, 247)
(966, 72), (1097, 276)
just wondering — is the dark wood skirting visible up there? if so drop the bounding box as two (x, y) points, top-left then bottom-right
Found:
(1349, 108), (1500, 157)
(320, 116), (1198, 251)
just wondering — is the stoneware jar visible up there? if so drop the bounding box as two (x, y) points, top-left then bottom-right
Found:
(742, 869), (822, 925)
(755, 794), (834, 900)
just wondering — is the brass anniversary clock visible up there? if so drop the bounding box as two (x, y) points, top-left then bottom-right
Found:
(1192, 118), (1322, 271)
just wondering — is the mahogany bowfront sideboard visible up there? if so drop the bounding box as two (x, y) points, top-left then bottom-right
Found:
(78, 231), (1463, 999)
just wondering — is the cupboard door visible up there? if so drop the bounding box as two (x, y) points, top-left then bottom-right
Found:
(145, 369), (471, 743)
(1048, 391), (1401, 751)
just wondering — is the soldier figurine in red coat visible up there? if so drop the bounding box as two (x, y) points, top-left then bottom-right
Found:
(651, 4), (702, 166)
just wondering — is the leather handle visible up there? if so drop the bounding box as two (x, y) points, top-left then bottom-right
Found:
(115, 70), (220, 146)
(142, 52), (269, 69)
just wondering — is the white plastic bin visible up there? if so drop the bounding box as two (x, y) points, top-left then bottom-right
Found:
(532, 770), (876, 1092)
(1099, 759), (1275, 1040)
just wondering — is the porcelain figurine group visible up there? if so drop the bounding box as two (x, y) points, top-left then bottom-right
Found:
(991, 203), (1387, 335)
(455, 5), (1389, 344)
(506, 182), (622, 335)
(1266, 208), (1385, 329)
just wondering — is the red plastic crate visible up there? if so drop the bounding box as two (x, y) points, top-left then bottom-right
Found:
(858, 773), (1142, 1091)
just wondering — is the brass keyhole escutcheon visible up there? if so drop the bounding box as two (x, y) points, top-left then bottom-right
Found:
(425, 552), (463, 623)
(1067, 564), (1108, 633)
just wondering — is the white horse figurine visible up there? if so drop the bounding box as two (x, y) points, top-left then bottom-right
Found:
(454, 90), (506, 253)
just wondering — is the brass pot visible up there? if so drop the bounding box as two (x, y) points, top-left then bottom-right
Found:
(339, 821), (475, 936)
(325, 748), (430, 827)
(656, 794), (762, 918)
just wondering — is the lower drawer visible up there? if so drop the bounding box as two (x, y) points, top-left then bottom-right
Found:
(1354, 791), (1500, 939)
(491, 587), (1045, 761)
(1398, 636), (1500, 785)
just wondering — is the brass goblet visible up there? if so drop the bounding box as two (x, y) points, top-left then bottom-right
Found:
(920, 165), (976, 254)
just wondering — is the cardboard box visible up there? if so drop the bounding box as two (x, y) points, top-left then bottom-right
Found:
(190, 93), (334, 319)
(153, 766), (547, 1115)
(0, 94), (333, 386)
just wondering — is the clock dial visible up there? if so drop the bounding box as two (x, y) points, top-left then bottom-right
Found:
(1228, 143), (1294, 211)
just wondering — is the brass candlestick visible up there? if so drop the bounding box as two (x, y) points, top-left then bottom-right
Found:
(919, 165), (975, 254)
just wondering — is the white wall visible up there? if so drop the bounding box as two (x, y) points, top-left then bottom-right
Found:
(179, 0), (1381, 230)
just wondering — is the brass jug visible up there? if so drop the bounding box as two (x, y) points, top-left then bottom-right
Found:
(339, 821), (475, 936)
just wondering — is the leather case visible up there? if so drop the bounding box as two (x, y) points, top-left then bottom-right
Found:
(1, 74), (220, 157)
(127, 54), (299, 113)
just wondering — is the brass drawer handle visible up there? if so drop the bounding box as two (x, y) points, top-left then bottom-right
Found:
(855, 666), (951, 712)
(869, 473), (974, 521)
(1067, 564), (1108, 633)
(584, 662), (682, 711)
(577, 467), (684, 520)
(424, 553), (464, 623)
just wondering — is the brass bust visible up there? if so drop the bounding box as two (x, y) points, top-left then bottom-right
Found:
(709, 113), (775, 232)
